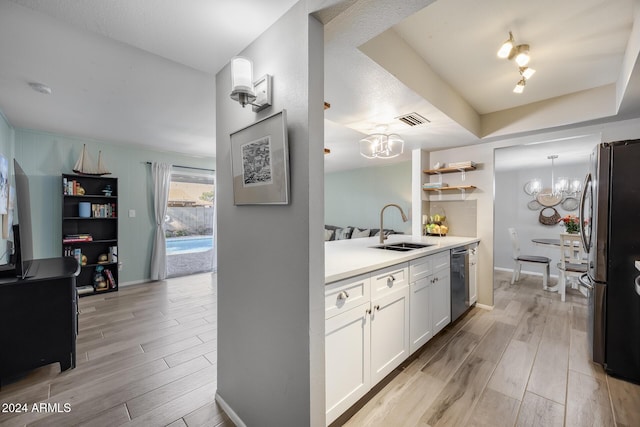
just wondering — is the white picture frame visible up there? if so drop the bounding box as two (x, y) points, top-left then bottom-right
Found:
(230, 110), (289, 205)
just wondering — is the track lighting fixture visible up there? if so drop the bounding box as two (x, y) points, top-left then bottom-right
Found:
(497, 31), (535, 93)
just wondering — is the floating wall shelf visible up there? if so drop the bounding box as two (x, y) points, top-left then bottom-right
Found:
(423, 165), (477, 175)
(422, 185), (476, 192)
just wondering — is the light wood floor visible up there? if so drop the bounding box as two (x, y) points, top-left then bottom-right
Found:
(341, 271), (640, 427)
(0, 273), (232, 427)
(3, 271), (640, 426)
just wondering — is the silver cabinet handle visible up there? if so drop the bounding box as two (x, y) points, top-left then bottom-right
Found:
(337, 291), (349, 300)
(635, 275), (640, 297)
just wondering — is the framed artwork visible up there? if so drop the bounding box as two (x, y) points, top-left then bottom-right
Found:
(0, 155), (8, 215)
(230, 110), (289, 205)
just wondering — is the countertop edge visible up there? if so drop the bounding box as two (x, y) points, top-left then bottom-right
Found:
(325, 235), (479, 284)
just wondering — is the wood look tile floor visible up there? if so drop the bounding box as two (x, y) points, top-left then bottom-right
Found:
(0, 273), (232, 427)
(341, 271), (640, 427)
(3, 271), (640, 427)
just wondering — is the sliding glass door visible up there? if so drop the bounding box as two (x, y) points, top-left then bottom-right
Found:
(165, 168), (215, 277)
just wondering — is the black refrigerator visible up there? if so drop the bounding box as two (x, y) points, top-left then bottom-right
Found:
(581, 139), (640, 383)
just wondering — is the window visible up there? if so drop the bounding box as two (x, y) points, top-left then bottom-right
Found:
(165, 169), (215, 277)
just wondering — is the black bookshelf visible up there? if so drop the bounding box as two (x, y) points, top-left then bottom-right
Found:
(62, 174), (118, 296)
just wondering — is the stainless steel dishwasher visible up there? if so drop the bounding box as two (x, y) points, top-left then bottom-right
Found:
(451, 245), (472, 322)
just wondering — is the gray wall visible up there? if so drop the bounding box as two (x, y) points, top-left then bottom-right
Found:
(13, 128), (214, 284)
(215, 3), (325, 426)
(494, 161), (588, 276)
(325, 161), (411, 234)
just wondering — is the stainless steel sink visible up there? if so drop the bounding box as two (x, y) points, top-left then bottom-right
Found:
(372, 242), (434, 251)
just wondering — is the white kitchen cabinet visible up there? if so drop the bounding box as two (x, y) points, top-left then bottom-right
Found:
(469, 244), (478, 305)
(409, 276), (432, 353)
(370, 263), (408, 299)
(370, 287), (410, 384)
(325, 302), (371, 425)
(408, 251), (451, 354)
(431, 267), (451, 335)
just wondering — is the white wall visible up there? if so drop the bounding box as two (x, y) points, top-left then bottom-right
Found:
(325, 161), (411, 234)
(494, 162), (589, 276)
(215, 3), (325, 426)
(429, 117), (640, 307)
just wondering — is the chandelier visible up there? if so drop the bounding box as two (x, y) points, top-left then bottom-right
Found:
(359, 125), (404, 159)
(527, 155), (582, 199)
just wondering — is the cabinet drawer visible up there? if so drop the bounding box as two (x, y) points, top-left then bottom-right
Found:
(432, 251), (450, 272)
(409, 256), (432, 283)
(325, 274), (370, 320)
(370, 264), (408, 299)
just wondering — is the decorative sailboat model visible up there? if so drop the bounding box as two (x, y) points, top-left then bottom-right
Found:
(73, 144), (111, 176)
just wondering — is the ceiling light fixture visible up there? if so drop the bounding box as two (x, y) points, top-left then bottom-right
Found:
(28, 82), (52, 95)
(359, 125), (404, 159)
(520, 66), (536, 80)
(497, 32), (515, 59)
(498, 31), (535, 93)
(229, 56), (272, 112)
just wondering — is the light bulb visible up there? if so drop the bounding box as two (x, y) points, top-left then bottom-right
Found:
(521, 67), (536, 79)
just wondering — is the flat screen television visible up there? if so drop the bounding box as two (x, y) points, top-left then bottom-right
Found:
(0, 160), (34, 279)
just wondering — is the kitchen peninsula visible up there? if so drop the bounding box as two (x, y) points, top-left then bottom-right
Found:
(324, 234), (479, 425)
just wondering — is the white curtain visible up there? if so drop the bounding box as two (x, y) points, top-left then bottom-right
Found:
(150, 162), (172, 280)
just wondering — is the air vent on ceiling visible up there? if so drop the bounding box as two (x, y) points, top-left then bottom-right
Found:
(395, 112), (430, 127)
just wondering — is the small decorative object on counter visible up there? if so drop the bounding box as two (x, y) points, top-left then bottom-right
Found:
(97, 254), (109, 264)
(561, 214), (580, 234)
(102, 184), (113, 196)
(81, 254), (87, 266)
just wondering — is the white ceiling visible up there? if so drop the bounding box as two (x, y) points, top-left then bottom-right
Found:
(0, 0), (639, 171)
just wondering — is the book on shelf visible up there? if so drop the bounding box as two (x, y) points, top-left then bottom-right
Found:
(73, 248), (82, 266)
(422, 182), (449, 189)
(104, 269), (116, 289)
(63, 234), (93, 243)
(91, 203), (117, 218)
(447, 161), (476, 169)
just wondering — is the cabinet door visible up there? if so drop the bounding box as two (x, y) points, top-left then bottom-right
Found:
(370, 287), (410, 384)
(370, 264), (408, 300)
(431, 269), (451, 335)
(409, 277), (432, 354)
(469, 249), (478, 305)
(325, 302), (371, 425)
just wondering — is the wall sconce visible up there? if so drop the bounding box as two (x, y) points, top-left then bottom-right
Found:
(229, 56), (272, 112)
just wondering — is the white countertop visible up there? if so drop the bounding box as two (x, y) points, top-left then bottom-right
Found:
(325, 234), (480, 284)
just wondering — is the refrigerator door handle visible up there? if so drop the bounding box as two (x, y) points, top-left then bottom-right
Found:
(635, 275), (640, 297)
(579, 273), (593, 291)
(579, 173), (592, 253)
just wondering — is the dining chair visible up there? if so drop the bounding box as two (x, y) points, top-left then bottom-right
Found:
(508, 227), (551, 289)
(557, 233), (588, 302)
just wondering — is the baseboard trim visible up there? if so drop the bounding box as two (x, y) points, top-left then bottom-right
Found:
(494, 266), (559, 279)
(118, 279), (148, 287)
(215, 392), (247, 427)
(475, 303), (494, 311)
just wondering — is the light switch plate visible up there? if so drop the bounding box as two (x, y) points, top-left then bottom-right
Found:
(128, 209), (136, 218)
